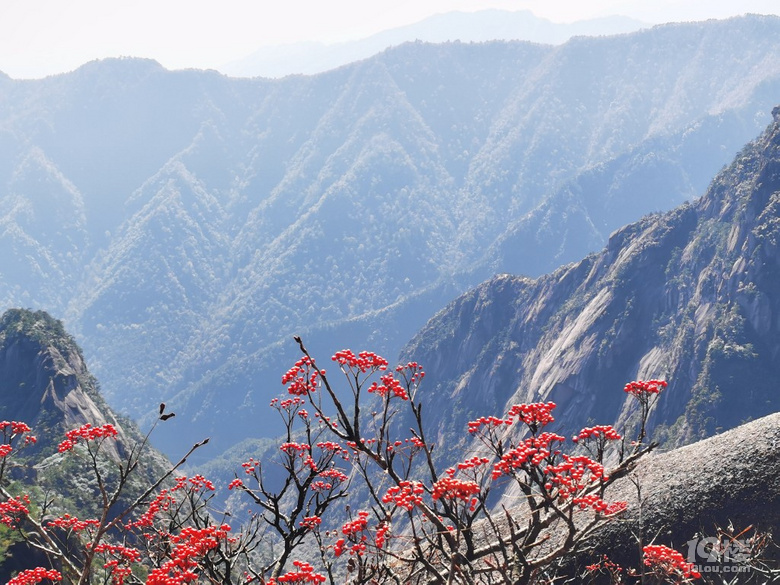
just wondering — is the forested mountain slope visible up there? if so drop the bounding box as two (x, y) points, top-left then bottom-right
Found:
(402, 106), (780, 458)
(2, 16), (780, 455)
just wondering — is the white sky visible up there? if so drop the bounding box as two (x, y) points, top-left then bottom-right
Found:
(1, 0), (779, 79)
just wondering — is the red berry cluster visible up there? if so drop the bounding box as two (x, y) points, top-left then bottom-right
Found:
(146, 525), (232, 585)
(267, 560), (326, 584)
(299, 515), (322, 530)
(57, 423), (118, 452)
(0, 420), (33, 435)
(7, 568), (62, 585)
(454, 456), (490, 472)
(341, 511), (369, 536)
(280, 441), (309, 455)
(572, 425), (622, 442)
(334, 511), (371, 557)
(46, 514), (100, 532)
(644, 544), (701, 580)
(492, 432), (564, 479)
(585, 555), (624, 579)
(175, 475), (215, 492)
(571, 495), (627, 515)
(0, 494), (31, 527)
(375, 522), (390, 549)
(331, 350), (388, 373)
(395, 361), (425, 384)
(543, 455), (607, 499)
(282, 357), (321, 396)
(624, 379), (668, 397)
(368, 374), (409, 400)
(90, 543), (142, 585)
(241, 457), (260, 474)
(467, 415), (508, 434)
(506, 402), (557, 428)
(432, 476), (481, 511)
(0, 421), (36, 448)
(382, 481), (424, 511)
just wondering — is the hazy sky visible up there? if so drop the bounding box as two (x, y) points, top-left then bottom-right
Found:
(2, 0), (779, 79)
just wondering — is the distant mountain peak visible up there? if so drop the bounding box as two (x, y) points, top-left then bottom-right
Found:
(220, 9), (650, 78)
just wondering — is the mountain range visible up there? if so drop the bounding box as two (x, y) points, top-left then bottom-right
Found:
(2, 15), (780, 459)
(220, 9), (648, 78)
(402, 105), (780, 462)
(2, 307), (779, 581)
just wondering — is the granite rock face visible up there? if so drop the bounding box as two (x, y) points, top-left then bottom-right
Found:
(0, 309), (140, 460)
(586, 412), (780, 575)
(403, 106), (780, 458)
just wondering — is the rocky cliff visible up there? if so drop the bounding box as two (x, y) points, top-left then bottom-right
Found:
(590, 411), (780, 573)
(0, 308), (169, 479)
(0, 309), (127, 457)
(0, 309), (173, 579)
(402, 105), (780, 457)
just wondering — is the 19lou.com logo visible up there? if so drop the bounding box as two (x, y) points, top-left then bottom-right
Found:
(686, 536), (752, 574)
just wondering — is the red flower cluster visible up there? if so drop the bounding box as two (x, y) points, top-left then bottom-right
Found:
(7, 568), (62, 585)
(46, 514), (100, 532)
(146, 525), (231, 585)
(91, 543), (142, 585)
(432, 476), (481, 511)
(0, 494), (30, 527)
(267, 560), (326, 584)
(624, 379), (668, 397)
(382, 481), (424, 510)
(585, 555), (624, 579)
(299, 515), (322, 530)
(332, 350), (388, 372)
(467, 415), (508, 434)
(334, 511), (371, 557)
(543, 455), (607, 499)
(375, 522), (390, 549)
(454, 456), (490, 472)
(282, 356), (321, 395)
(0, 421), (36, 448)
(368, 374), (409, 400)
(571, 495), (627, 515)
(57, 423), (118, 452)
(341, 511), (369, 536)
(395, 361), (425, 386)
(0, 420), (33, 436)
(643, 544), (701, 580)
(572, 425), (622, 442)
(492, 432), (564, 479)
(280, 442), (309, 455)
(506, 402), (557, 428)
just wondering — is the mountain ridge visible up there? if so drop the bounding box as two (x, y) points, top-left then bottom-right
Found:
(220, 9), (650, 79)
(400, 105), (780, 459)
(2, 17), (780, 455)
